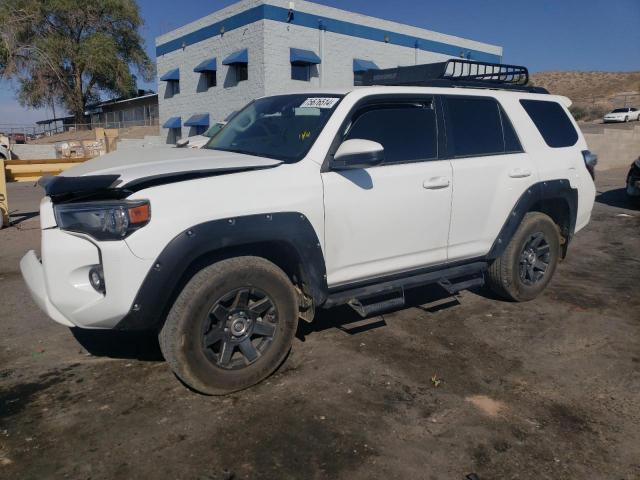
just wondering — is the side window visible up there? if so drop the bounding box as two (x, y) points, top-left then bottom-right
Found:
(520, 99), (578, 148)
(343, 101), (437, 164)
(444, 96), (522, 157)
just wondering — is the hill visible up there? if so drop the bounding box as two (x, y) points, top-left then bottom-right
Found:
(530, 71), (640, 121)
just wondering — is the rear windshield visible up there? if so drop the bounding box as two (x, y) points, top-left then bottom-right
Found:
(520, 100), (578, 148)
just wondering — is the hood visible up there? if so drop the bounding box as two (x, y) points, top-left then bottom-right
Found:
(62, 147), (282, 185)
(43, 147), (282, 202)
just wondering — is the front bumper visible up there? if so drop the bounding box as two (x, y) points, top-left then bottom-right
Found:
(20, 250), (75, 327)
(20, 199), (155, 329)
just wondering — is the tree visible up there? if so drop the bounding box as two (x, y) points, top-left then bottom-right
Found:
(0, 0), (154, 124)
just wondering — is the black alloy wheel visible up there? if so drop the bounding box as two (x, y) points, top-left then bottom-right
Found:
(201, 287), (278, 370)
(518, 232), (551, 286)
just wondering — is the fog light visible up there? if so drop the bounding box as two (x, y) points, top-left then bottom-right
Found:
(89, 266), (105, 294)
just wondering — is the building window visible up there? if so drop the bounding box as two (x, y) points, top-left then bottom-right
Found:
(236, 64), (248, 82)
(205, 72), (216, 89)
(169, 80), (180, 96)
(291, 64), (311, 81)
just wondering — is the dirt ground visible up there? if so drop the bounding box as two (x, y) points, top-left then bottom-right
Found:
(1, 168), (639, 480)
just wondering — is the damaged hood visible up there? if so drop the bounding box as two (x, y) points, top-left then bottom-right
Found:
(61, 147), (282, 186)
(43, 147), (282, 200)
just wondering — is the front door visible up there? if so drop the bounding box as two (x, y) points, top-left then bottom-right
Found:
(321, 98), (453, 287)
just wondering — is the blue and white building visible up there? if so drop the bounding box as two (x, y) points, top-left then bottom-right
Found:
(155, 0), (502, 143)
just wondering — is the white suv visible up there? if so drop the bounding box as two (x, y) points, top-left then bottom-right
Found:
(21, 61), (597, 394)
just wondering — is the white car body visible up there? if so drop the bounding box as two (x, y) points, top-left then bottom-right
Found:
(603, 107), (640, 123)
(21, 85), (596, 330)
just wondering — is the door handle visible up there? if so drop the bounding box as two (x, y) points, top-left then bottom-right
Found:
(508, 168), (532, 178)
(423, 177), (450, 189)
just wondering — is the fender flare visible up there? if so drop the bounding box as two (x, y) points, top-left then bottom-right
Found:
(487, 179), (578, 260)
(116, 212), (328, 331)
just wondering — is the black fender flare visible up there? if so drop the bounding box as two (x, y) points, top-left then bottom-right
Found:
(487, 179), (578, 260)
(116, 212), (327, 331)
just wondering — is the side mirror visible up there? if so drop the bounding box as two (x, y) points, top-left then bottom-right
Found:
(176, 138), (190, 148)
(332, 139), (384, 170)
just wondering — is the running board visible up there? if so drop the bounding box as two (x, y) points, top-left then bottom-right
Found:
(438, 275), (485, 295)
(323, 261), (487, 309)
(347, 288), (405, 318)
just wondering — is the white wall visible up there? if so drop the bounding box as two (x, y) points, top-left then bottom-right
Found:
(156, 0), (503, 143)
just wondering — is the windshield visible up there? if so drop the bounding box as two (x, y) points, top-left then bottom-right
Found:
(203, 94), (343, 163)
(611, 108), (629, 113)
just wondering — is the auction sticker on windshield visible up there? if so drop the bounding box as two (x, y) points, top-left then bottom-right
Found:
(300, 97), (340, 109)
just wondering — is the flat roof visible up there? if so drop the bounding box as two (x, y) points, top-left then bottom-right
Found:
(156, 0), (502, 62)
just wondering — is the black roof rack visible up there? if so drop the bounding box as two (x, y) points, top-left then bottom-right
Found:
(359, 59), (548, 94)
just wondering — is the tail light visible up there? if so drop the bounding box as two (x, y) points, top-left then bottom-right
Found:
(582, 150), (597, 180)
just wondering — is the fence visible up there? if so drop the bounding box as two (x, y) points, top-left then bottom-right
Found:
(0, 117), (159, 142)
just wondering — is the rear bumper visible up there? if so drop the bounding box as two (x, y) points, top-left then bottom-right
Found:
(20, 250), (75, 327)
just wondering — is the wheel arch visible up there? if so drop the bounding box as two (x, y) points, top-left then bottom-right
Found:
(487, 179), (578, 260)
(116, 212), (328, 331)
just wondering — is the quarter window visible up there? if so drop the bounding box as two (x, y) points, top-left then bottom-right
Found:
(520, 99), (578, 148)
(344, 101), (437, 164)
(444, 96), (521, 157)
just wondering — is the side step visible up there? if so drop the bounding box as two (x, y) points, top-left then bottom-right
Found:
(324, 261), (487, 309)
(347, 288), (405, 318)
(438, 275), (485, 295)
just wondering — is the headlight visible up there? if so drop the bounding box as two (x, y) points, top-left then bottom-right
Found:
(54, 200), (151, 241)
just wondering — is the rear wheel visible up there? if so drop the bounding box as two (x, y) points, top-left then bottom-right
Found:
(159, 256), (299, 395)
(487, 212), (562, 302)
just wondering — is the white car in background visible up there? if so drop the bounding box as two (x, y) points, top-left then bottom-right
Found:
(603, 107), (640, 123)
(177, 122), (227, 149)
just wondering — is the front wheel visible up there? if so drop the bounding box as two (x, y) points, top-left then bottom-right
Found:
(487, 212), (562, 302)
(159, 256), (299, 395)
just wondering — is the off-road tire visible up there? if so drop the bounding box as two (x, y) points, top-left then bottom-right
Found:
(487, 212), (561, 302)
(159, 256), (299, 395)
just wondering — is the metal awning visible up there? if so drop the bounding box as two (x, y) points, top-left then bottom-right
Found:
(162, 117), (181, 129)
(222, 49), (248, 65)
(160, 69), (180, 81)
(353, 59), (379, 72)
(184, 113), (210, 127)
(290, 48), (321, 65)
(194, 58), (217, 73)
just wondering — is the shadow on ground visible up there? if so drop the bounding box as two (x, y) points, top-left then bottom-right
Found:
(298, 283), (462, 341)
(596, 188), (640, 210)
(71, 328), (164, 361)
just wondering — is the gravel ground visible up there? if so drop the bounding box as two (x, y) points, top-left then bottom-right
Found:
(1, 168), (639, 480)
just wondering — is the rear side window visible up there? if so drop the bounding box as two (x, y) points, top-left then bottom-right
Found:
(344, 102), (437, 163)
(520, 99), (578, 148)
(444, 96), (523, 158)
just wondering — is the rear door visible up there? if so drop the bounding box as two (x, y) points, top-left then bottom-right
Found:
(443, 95), (539, 261)
(322, 97), (453, 287)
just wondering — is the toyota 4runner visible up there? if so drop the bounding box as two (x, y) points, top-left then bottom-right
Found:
(20, 60), (597, 394)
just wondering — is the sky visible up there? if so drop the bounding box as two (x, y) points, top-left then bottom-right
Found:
(1, 0), (639, 124)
